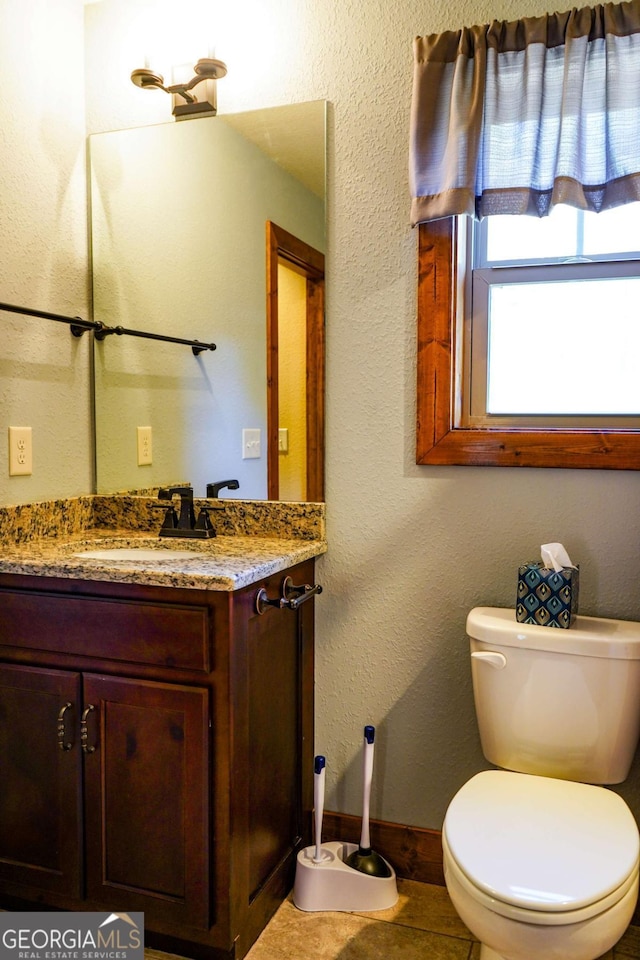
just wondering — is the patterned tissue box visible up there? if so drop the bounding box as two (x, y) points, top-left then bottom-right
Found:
(516, 561), (579, 629)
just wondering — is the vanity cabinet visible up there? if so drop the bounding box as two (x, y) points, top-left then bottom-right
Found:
(0, 665), (208, 926)
(0, 558), (317, 960)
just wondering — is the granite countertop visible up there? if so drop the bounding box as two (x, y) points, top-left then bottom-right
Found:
(0, 495), (327, 592)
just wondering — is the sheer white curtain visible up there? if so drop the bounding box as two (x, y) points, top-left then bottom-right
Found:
(410, 0), (640, 223)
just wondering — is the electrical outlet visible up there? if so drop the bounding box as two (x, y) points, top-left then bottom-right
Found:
(278, 428), (289, 453)
(242, 428), (261, 459)
(9, 426), (32, 476)
(137, 426), (153, 466)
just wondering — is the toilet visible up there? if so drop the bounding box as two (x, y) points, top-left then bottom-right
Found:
(443, 606), (640, 960)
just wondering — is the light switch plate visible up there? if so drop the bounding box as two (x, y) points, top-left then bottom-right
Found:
(137, 426), (153, 466)
(242, 428), (261, 459)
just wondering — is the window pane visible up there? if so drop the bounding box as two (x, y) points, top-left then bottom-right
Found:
(485, 205), (579, 262)
(487, 277), (640, 415)
(583, 203), (640, 257)
(484, 203), (640, 263)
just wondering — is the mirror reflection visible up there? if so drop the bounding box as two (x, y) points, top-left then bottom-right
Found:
(90, 100), (326, 501)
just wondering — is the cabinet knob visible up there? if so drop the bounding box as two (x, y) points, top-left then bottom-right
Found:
(81, 704), (97, 754)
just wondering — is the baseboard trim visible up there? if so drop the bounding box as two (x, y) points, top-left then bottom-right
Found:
(323, 811), (445, 886)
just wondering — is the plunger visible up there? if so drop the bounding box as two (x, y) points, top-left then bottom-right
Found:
(345, 725), (391, 878)
(313, 755), (327, 862)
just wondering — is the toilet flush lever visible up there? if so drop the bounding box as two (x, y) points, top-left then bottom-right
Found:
(471, 651), (507, 670)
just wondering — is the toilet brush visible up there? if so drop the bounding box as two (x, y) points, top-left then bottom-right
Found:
(313, 755), (326, 862)
(345, 726), (391, 878)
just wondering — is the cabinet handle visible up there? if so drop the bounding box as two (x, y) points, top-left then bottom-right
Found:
(57, 702), (74, 751)
(81, 704), (97, 754)
(282, 576), (323, 610)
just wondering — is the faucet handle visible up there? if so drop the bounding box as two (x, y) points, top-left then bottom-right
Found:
(150, 502), (179, 530)
(194, 507), (217, 537)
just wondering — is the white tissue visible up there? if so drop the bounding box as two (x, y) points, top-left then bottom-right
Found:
(540, 542), (575, 573)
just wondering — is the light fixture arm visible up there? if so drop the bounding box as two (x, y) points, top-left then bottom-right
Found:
(165, 83), (198, 105)
(131, 58), (227, 117)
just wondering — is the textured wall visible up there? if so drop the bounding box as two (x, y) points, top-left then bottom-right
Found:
(81, 0), (640, 833)
(0, 0), (93, 505)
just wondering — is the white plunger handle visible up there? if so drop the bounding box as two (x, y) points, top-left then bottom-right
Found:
(313, 755), (326, 863)
(361, 726), (375, 850)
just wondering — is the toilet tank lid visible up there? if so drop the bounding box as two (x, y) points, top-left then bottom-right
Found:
(467, 606), (640, 659)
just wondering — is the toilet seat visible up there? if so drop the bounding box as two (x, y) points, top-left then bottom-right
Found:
(444, 831), (638, 926)
(444, 770), (639, 922)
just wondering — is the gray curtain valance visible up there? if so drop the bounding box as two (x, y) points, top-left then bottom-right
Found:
(410, 0), (640, 223)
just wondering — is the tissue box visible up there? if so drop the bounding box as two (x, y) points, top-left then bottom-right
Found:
(516, 562), (579, 628)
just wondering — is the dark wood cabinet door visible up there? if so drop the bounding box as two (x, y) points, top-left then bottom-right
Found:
(0, 663), (82, 896)
(247, 604), (302, 899)
(82, 674), (210, 930)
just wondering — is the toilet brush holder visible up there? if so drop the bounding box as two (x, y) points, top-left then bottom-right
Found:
(293, 840), (398, 912)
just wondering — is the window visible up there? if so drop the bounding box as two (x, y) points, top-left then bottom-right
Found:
(469, 204), (640, 427)
(416, 212), (640, 469)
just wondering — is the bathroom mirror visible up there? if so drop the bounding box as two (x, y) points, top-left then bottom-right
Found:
(90, 100), (326, 501)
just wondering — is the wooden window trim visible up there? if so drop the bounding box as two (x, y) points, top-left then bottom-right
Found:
(416, 218), (640, 469)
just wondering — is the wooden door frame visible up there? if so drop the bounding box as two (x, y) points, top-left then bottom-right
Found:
(266, 221), (325, 501)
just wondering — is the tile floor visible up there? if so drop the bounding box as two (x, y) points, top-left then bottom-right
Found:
(237, 879), (640, 960)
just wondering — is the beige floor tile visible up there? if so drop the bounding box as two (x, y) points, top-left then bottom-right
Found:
(245, 898), (472, 960)
(355, 879), (473, 941)
(144, 887), (640, 960)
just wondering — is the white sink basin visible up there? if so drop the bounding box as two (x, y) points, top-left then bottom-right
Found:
(73, 548), (200, 562)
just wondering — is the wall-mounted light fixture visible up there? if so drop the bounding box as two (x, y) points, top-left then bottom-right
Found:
(131, 57), (227, 119)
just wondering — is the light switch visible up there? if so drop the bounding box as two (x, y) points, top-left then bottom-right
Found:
(242, 428), (261, 459)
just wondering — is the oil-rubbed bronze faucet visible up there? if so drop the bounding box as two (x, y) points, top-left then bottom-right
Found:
(157, 486), (216, 539)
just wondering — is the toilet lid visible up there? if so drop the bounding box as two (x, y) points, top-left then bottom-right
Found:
(444, 770), (639, 912)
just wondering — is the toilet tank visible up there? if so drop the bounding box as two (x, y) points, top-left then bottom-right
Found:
(467, 606), (640, 784)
